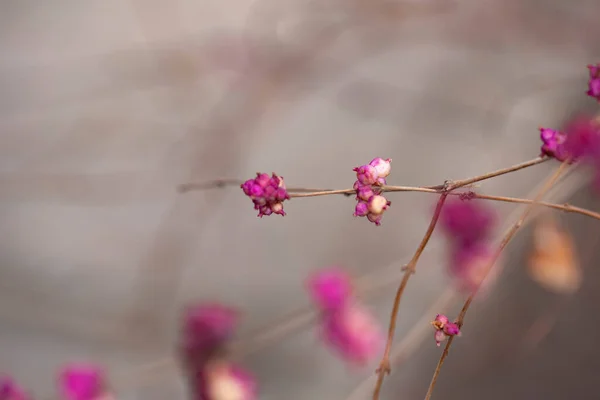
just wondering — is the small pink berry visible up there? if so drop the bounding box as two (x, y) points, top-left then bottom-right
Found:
(433, 314), (449, 326)
(59, 364), (105, 400)
(443, 322), (461, 336)
(353, 165), (379, 185)
(307, 267), (353, 311)
(434, 330), (447, 347)
(195, 360), (258, 400)
(368, 158), (392, 178)
(356, 185), (375, 202)
(0, 377), (30, 400)
(353, 202), (369, 217)
(367, 195), (390, 215)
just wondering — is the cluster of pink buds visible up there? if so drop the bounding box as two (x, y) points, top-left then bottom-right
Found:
(352, 158), (392, 226)
(180, 303), (257, 400)
(588, 63), (600, 102)
(306, 267), (384, 366)
(241, 173), (290, 217)
(430, 314), (461, 347)
(439, 195), (499, 293)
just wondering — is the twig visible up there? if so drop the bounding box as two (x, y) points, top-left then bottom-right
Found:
(423, 160), (571, 400)
(372, 192), (449, 400)
(467, 193), (600, 221)
(430, 157), (548, 190)
(177, 158), (600, 222)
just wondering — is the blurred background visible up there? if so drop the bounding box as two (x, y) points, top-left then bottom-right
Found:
(1, 0), (600, 398)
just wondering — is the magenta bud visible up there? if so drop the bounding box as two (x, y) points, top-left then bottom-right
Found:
(443, 322), (461, 336)
(354, 202), (369, 217)
(353, 165), (379, 185)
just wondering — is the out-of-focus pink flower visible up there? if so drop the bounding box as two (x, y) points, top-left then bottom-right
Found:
(306, 267), (353, 311)
(241, 173), (290, 217)
(562, 116), (600, 161)
(0, 376), (30, 400)
(319, 303), (384, 366)
(430, 314), (461, 347)
(439, 197), (496, 248)
(59, 364), (105, 400)
(182, 303), (239, 368)
(449, 242), (501, 294)
(587, 63), (600, 102)
(194, 360), (257, 400)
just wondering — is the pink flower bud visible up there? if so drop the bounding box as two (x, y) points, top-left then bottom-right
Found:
(59, 364), (105, 400)
(353, 165), (378, 185)
(587, 63), (600, 102)
(0, 377), (30, 400)
(369, 158), (392, 178)
(367, 195), (390, 215)
(319, 303), (384, 366)
(307, 267), (353, 311)
(443, 322), (461, 336)
(539, 127), (569, 161)
(433, 314), (449, 326)
(195, 360), (258, 400)
(353, 202), (369, 217)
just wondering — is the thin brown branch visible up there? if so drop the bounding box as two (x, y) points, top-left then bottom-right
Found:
(178, 157), (547, 195)
(423, 160), (570, 400)
(430, 157), (549, 190)
(467, 193), (600, 221)
(373, 192), (449, 400)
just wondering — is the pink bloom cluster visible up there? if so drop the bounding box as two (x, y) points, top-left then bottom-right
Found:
(430, 314), (461, 347)
(307, 267), (384, 366)
(588, 63), (600, 102)
(352, 158), (392, 226)
(439, 196), (498, 293)
(0, 377), (31, 400)
(181, 303), (257, 400)
(241, 173), (290, 217)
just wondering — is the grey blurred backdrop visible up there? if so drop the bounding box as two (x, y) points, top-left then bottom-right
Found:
(1, 0), (600, 399)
